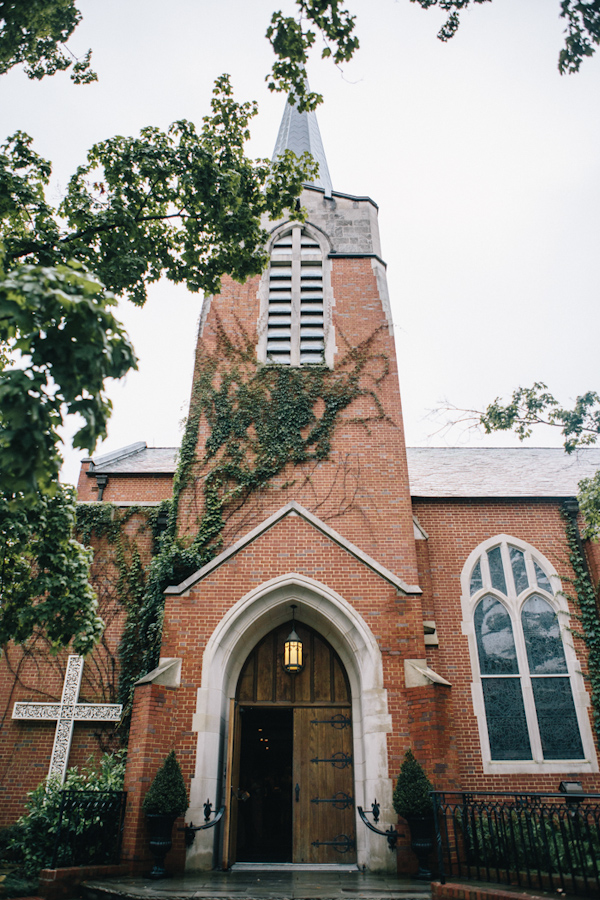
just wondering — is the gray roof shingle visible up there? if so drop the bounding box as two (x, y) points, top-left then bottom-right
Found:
(89, 443), (177, 474)
(406, 447), (600, 498)
(87, 444), (600, 498)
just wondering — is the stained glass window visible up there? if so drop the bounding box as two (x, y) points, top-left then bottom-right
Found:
(509, 546), (528, 594)
(521, 595), (567, 675)
(470, 560), (483, 595)
(487, 546), (507, 594)
(482, 679), (532, 760)
(475, 596), (518, 675)
(468, 538), (585, 764)
(534, 561), (552, 593)
(531, 678), (584, 760)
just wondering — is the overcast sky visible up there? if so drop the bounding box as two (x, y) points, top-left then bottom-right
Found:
(2, 0), (599, 485)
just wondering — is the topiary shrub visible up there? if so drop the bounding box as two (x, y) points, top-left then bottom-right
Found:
(142, 751), (188, 818)
(392, 748), (433, 820)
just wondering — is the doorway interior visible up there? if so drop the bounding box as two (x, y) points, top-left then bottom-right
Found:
(236, 707), (293, 862)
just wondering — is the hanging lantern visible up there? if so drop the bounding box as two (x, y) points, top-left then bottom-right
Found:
(283, 605), (304, 674)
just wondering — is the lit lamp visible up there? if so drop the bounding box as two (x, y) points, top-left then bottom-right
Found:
(283, 605), (304, 674)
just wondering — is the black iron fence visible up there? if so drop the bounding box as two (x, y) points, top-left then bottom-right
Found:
(432, 790), (600, 897)
(51, 790), (127, 869)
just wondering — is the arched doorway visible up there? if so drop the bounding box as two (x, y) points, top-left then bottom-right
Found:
(186, 574), (395, 873)
(224, 619), (356, 865)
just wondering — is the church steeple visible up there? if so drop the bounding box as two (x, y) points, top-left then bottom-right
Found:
(272, 91), (333, 197)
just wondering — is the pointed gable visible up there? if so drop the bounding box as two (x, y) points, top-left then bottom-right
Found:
(165, 501), (421, 596)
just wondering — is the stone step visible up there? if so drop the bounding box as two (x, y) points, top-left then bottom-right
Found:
(81, 872), (432, 900)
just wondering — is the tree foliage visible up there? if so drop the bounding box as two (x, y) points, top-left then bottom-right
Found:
(409, 0), (600, 74)
(0, 0), (95, 83)
(2, 78), (315, 308)
(478, 383), (600, 454)
(0, 485), (103, 654)
(4, 0), (599, 102)
(0, 77), (314, 499)
(267, 0), (359, 110)
(467, 383), (600, 542)
(0, 69), (313, 649)
(265, 0), (600, 92)
(11, 751), (126, 875)
(0, 259), (136, 496)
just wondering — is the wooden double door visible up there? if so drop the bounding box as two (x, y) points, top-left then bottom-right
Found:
(222, 622), (356, 866)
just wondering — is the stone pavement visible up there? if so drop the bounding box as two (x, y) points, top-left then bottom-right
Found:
(82, 866), (432, 900)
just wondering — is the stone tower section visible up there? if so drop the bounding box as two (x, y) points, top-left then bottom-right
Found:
(176, 101), (419, 588)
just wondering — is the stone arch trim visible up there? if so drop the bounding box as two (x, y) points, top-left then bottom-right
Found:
(186, 573), (395, 872)
(267, 219), (333, 257)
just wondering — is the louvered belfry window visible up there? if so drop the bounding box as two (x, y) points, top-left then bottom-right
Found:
(266, 226), (325, 365)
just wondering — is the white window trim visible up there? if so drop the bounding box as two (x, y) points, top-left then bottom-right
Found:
(460, 533), (598, 775)
(256, 222), (336, 368)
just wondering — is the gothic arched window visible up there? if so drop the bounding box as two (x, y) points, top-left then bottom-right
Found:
(260, 224), (331, 366)
(462, 536), (598, 774)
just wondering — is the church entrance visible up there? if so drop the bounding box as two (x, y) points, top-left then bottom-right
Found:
(222, 620), (356, 867)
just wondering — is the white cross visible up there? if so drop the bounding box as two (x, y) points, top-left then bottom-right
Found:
(12, 655), (122, 783)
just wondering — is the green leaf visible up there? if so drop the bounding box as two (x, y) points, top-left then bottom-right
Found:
(0, 261), (136, 497)
(0, 485), (103, 653)
(0, 0), (96, 83)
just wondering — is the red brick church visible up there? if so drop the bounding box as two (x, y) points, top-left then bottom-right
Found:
(1, 97), (599, 874)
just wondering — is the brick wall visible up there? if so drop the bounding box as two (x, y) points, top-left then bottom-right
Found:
(77, 462), (173, 503)
(176, 257), (419, 587)
(121, 683), (186, 873)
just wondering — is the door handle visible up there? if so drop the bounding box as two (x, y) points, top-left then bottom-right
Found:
(295, 782), (300, 803)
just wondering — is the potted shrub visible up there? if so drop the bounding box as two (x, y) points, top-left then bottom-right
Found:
(393, 749), (434, 879)
(142, 750), (188, 878)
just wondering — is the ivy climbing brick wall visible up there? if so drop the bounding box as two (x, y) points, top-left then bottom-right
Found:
(0, 508), (156, 826)
(175, 257), (419, 586)
(585, 530), (600, 584)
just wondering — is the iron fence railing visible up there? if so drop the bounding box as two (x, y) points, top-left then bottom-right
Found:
(51, 790), (127, 869)
(432, 790), (600, 897)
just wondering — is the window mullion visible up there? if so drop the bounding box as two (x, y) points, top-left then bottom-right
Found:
(508, 563), (542, 761)
(480, 552), (491, 589)
(521, 667), (544, 762)
(509, 603), (538, 760)
(524, 551), (536, 589)
(290, 226), (301, 366)
(500, 542), (517, 597)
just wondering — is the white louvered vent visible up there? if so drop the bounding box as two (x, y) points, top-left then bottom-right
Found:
(266, 227), (325, 366)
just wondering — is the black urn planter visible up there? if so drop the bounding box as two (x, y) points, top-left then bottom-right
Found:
(407, 815), (434, 880)
(146, 813), (177, 879)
